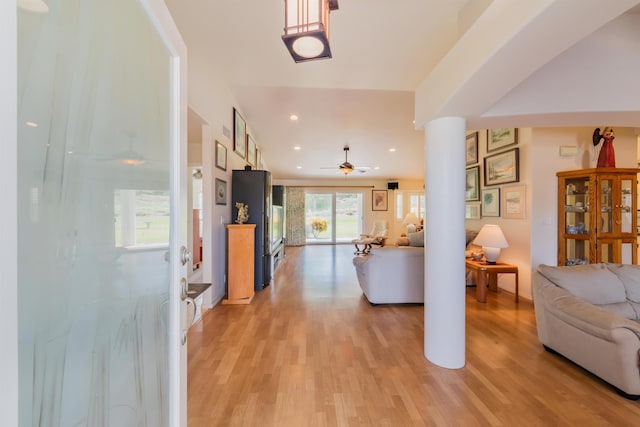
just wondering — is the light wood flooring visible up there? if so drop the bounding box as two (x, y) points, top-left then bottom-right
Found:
(187, 245), (640, 426)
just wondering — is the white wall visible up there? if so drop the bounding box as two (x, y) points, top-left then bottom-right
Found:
(530, 126), (638, 274)
(465, 129), (532, 299)
(185, 67), (263, 305)
(467, 126), (638, 300)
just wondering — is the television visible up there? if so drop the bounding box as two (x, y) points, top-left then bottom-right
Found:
(271, 205), (284, 250)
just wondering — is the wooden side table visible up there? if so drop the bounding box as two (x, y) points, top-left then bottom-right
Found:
(465, 259), (519, 303)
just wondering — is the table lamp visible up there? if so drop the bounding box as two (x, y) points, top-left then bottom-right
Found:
(403, 212), (420, 233)
(473, 224), (508, 264)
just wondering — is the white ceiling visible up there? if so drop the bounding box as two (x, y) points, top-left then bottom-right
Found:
(167, 0), (640, 181)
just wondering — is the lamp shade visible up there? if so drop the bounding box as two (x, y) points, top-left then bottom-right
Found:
(473, 224), (508, 263)
(402, 212), (420, 233)
(402, 212), (420, 225)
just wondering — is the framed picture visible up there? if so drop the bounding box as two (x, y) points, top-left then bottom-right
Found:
(215, 178), (227, 205)
(482, 188), (500, 217)
(466, 132), (478, 165)
(215, 140), (227, 171)
(465, 166), (480, 201)
(372, 189), (388, 211)
(246, 134), (257, 167)
(233, 107), (246, 158)
(487, 128), (518, 152)
(484, 148), (519, 186)
(502, 185), (526, 219)
(465, 203), (481, 220)
(256, 147), (261, 170)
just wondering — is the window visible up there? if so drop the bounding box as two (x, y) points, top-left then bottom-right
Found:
(409, 193), (426, 220)
(396, 191), (425, 221)
(114, 189), (170, 247)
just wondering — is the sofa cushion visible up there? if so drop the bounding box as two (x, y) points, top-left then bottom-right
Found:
(408, 231), (424, 247)
(537, 263), (627, 305)
(606, 264), (640, 303)
(596, 302), (638, 320)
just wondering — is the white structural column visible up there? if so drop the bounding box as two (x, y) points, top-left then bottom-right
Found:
(424, 116), (467, 369)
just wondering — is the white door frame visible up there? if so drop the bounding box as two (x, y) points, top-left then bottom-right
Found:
(127, 2), (190, 425)
(0, 1), (18, 425)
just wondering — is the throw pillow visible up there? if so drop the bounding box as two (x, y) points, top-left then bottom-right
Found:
(538, 263), (627, 305)
(408, 231), (424, 247)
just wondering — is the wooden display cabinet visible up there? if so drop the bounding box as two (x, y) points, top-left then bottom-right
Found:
(557, 168), (637, 266)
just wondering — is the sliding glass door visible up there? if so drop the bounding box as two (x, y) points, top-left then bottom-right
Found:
(306, 193), (333, 243)
(336, 193), (362, 243)
(305, 191), (363, 244)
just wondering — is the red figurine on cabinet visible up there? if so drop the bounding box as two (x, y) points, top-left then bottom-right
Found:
(593, 126), (616, 168)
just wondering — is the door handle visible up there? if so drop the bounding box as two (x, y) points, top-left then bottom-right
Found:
(180, 246), (192, 266)
(180, 278), (188, 301)
(185, 297), (197, 326)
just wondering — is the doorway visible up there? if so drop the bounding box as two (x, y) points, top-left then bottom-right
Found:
(305, 191), (364, 244)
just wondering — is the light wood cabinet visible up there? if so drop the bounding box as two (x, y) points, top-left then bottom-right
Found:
(557, 168), (637, 266)
(223, 224), (256, 304)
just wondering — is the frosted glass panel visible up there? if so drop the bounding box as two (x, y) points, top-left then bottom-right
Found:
(18, 0), (172, 425)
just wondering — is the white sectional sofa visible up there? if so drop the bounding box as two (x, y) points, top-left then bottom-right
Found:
(352, 246), (424, 304)
(352, 230), (481, 305)
(532, 263), (640, 399)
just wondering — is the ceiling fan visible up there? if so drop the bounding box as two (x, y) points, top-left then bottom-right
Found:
(321, 145), (370, 175)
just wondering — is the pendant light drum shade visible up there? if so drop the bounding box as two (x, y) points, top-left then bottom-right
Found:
(282, 0), (338, 63)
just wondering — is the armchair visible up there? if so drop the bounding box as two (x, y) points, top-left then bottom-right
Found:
(352, 220), (388, 255)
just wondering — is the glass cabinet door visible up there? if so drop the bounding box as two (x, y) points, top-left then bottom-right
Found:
(599, 178), (613, 234)
(620, 178), (633, 234)
(598, 240), (635, 264)
(563, 177), (590, 236)
(599, 241), (614, 263)
(565, 239), (590, 265)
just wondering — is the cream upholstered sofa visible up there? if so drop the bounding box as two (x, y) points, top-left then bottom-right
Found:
(532, 263), (640, 399)
(352, 246), (424, 304)
(352, 230), (480, 305)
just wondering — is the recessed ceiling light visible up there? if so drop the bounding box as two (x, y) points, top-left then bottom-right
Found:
(25, 121), (38, 128)
(296, 165), (302, 169)
(374, 166), (380, 170)
(289, 114), (299, 121)
(293, 146), (301, 150)
(389, 148), (396, 152)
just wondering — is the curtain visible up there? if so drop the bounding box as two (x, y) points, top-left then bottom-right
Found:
(285, 187), (305, 246)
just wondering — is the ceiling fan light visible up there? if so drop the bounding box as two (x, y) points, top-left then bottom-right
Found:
(340, 163), (353, 175)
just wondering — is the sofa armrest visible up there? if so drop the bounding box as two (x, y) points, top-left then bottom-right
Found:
(538, 276), (640, 341)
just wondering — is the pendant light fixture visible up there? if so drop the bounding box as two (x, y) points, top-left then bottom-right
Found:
(282, 0), (339, 63)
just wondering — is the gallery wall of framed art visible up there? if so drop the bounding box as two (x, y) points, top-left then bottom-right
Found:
(464, 128), (522, 220)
